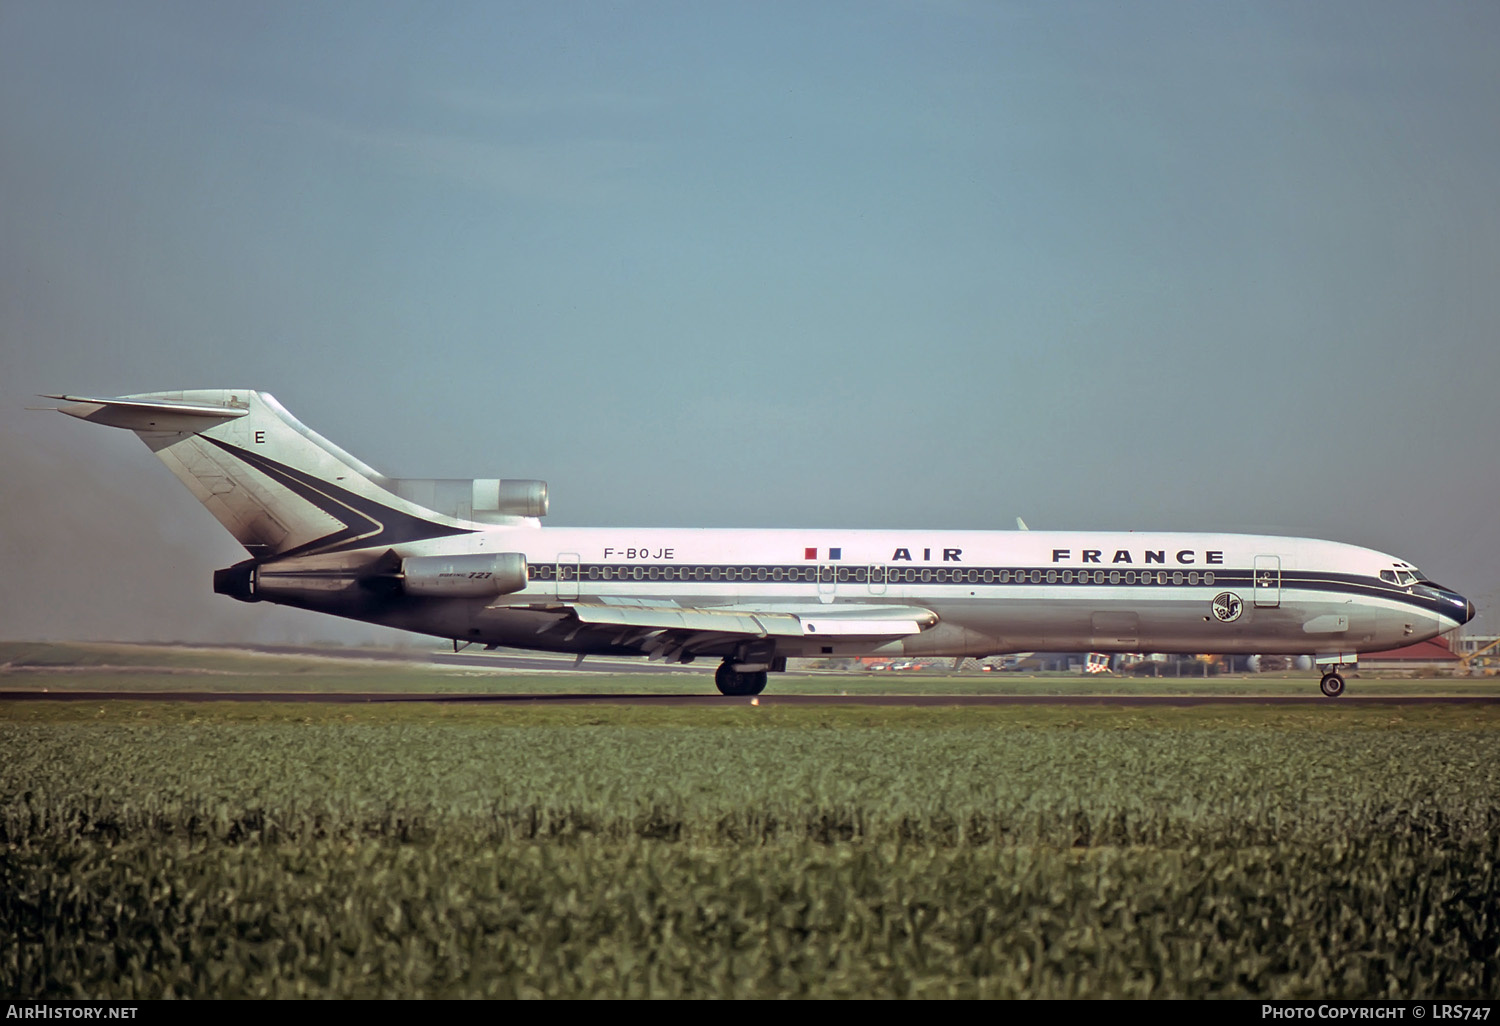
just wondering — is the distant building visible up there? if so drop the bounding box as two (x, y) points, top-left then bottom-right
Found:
(1357, 636), (1462, 672)
(1453, 634), (1500, 658)
(1451, 633), (1500, 674)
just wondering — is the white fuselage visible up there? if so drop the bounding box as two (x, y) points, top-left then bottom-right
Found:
(256, 525), (1471, 661)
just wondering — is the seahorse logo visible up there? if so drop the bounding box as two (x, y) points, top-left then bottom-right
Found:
(1211, 592), (1244, 623)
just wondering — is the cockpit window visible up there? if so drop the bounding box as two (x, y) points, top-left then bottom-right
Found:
(1381, 569), (1421, 586)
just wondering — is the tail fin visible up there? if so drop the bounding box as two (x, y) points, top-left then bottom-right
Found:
(49, 390), (473, 559)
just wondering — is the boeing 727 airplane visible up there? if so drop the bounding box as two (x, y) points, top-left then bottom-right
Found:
(47, 390), (1475, 697)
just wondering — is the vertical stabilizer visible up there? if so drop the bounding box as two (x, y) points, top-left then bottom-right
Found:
(50, 390), (473, 559)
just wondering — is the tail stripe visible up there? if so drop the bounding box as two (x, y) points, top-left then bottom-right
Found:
(204, 439), (473, 559)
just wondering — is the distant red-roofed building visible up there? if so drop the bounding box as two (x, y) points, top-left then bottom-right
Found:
(1358, 636), (1461, 671)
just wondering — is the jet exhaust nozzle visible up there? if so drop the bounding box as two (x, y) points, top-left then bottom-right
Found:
(213, 562), (258, 602)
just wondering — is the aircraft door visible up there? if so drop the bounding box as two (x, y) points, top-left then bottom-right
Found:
(1253, 554), (1281, 608)
(867, 563), (887, 596)
(557, 552), (580, 601)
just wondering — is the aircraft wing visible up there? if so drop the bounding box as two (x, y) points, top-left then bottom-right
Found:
(503, 600), (937, 663)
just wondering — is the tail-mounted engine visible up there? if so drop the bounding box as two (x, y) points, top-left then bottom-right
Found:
(401, 553), (528, 597)
(214, 551), (530, 602)
(386, 479), (548, 521)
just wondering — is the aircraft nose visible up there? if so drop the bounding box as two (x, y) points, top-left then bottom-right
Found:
(1448, 592), (1478, 626)
(1425, 584), (1477, 626)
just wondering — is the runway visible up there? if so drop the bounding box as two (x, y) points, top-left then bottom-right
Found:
(3, 690), (1498, 706)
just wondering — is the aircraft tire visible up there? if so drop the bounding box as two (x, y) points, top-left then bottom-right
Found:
(1319, 673), (1345, 698)
(715, 662), (768, 696)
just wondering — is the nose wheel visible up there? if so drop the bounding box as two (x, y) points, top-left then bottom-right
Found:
(1319, 672), (1346, 698)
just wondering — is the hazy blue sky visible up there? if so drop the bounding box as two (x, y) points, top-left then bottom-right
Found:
(3, 1), (1498, 644)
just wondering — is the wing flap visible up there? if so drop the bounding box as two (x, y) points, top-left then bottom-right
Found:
(519, 601), (937, 640)
(799, 617), (928, 637)
(562, 603), (804, 638)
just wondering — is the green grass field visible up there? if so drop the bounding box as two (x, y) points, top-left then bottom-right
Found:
(3, 643), (1498, 998)
(4, 640), (1497, 696)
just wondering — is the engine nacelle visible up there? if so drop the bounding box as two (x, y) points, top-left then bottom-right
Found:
(402, 553), (528, 597)
(488, 480), (549, 518)
(386, 478), (549, 520)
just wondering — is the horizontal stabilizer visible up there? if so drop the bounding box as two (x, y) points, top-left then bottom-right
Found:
(45, 394), (249, 433)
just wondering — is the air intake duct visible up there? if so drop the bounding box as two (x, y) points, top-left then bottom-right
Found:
(402, 552), (528, 597)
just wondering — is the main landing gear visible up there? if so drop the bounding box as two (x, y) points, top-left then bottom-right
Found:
(715, 660), (768, 697)
(1319, 670), (1346, 698)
